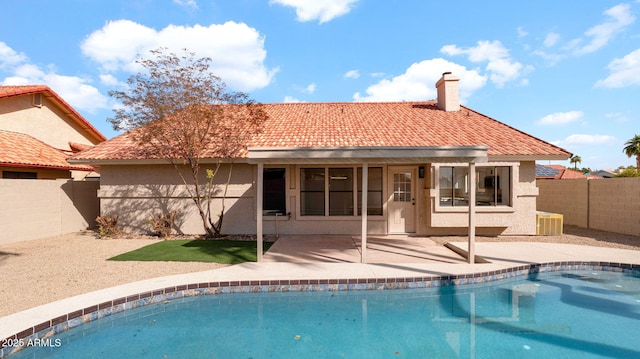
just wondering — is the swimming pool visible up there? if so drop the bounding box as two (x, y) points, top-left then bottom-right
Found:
(6, 268), (640, 358)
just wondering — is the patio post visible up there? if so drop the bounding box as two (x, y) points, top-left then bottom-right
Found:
(257, 163), (264, 262)
(468, 162), (476, 264)
(361, 162), (368, 263)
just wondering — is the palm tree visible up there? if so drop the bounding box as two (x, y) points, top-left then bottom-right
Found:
(623, 134), (640, 174)
(569, 155), (582, 170)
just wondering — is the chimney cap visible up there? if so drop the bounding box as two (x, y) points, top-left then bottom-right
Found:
(442, 71), (452, 76)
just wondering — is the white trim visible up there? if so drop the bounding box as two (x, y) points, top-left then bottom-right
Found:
(248, 146), (489, 164)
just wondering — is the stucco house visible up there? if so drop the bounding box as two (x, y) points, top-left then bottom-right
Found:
(70, 73), (571, 243)
(0, 85), (106, 179)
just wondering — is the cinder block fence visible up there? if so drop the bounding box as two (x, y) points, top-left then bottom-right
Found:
(537, 177), (640, 237)
(0, 179), (99, 245)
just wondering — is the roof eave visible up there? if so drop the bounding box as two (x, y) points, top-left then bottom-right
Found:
(489, 154), (572, 162)
(67, 157), (245, 166)
(0, 162), (94, 172)
(247, 145), (489, 164)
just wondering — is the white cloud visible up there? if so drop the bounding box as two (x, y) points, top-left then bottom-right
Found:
(572, 3), (635, 55)
(0, 43), (108, 113)
(595, 48), (640, 88)
(604, 112), (629, 122)
(544, 32), (560, 47)
(537, 111), (584, 125)
(557, 134), (617, 145)
(344, 69), (360, 79)
(81, 20), (277, 92)
(270, 0), (359, 24)
(303, 83), (316, 94)
(173, 0), (198, 10)
(517, 26), (528, 38)
(440, 40), (532, 87)
(283, 96), (304, 103)
(0, 41), (28, 68)
(353, 58), (486, 102)
(99, 73), (123, 87)
(2, 64), (108, 113)
(532, 50), (566, 65)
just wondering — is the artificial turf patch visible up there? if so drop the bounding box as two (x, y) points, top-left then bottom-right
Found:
(108, 240), (272, 264)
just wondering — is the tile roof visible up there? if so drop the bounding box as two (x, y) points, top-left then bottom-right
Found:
(0, 85), (106, 143)
(0, 130), (94, 171)
(71, 101), (571, 162)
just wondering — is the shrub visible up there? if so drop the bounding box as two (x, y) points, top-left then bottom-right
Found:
(149, 211), (177, 238)
(96, 215), (120, 238)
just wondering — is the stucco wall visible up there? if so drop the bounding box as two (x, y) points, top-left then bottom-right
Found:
(98, 163), (257, 235)
(0, 95), (101, 150)
(427, 161), (539, 235)
(99, 161), (539, 236)
(1, 166), (71, 180)
(537, 177), (640, 236)
(0, 179), (99, 245)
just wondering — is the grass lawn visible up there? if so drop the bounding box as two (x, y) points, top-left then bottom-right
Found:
(109, 240), (273, 264)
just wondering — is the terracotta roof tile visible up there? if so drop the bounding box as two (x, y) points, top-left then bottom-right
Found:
(0, 85), (106, 142)
(541, 165), (603, 180)
(0, 130), (94, 171)
(71, 101), (571, 162)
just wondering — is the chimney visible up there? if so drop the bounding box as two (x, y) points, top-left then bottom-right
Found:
(436, 72), (460, 112)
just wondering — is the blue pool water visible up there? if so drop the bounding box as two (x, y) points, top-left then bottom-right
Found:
(9, 270), (640, 358)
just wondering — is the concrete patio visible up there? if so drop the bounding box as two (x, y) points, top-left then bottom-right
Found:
(263, 234), (468, 264)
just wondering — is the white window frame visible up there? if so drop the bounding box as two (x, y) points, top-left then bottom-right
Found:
(433, 163), (516, 213)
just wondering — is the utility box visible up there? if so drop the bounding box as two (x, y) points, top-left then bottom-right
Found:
(536, 211), (563, 235)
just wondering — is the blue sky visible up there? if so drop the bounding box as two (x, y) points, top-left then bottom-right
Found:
(1, 0), (639, 170)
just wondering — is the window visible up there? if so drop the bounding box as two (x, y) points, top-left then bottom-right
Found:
(301, 167), (383, 216)
(329, 168), (353, 216)
(357, 167), (383, 215)
(476, 166), (510, 206)
(439, 166), (511, 207)
(301, 168), (325, 215)
(393, 172), (412, 202)
(2, 171), (37, 179)
(263, 168), (286, 215)
(439, 166), (470, 206)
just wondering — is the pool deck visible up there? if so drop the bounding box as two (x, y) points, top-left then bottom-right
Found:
(2, 238), (640, 351)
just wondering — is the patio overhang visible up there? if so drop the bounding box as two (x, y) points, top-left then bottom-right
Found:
(247, 145), (489, 164)
(252, 145), (487, 264)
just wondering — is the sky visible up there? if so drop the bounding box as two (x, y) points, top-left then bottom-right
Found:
(1, 0), (639, 171)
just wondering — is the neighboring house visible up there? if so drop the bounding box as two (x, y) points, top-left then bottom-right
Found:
(70, 73), (571, 238)
(591, 170), (615, 178)
(536, 164), (602, 180)
(0, 130), (95, 179)
(0, 85), (106, 179)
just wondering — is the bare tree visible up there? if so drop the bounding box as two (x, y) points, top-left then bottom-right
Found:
(109, 48), (267, 237)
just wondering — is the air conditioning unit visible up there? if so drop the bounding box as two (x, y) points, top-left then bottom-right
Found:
(536, 211), (563, 235)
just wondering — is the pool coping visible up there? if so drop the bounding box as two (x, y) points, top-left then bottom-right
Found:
(2, 259), (640, 357)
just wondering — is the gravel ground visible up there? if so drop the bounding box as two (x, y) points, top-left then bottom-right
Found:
(0, 226), (638, 317)
(0, 232), (225, 317)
